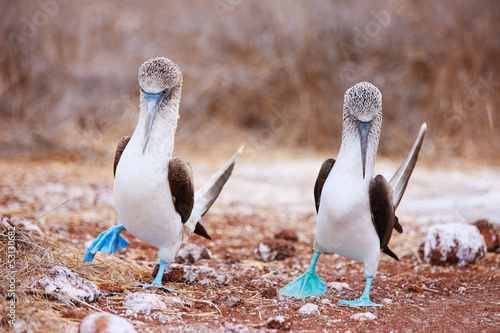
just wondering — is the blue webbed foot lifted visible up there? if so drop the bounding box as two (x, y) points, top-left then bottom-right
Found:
(83, 224), (130, 262)
(134, 260), (172, 291)
(339, 276), (383, 307)
(279, 251), (325, 298)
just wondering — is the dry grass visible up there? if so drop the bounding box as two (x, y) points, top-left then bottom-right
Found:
(0, 218), (151, 332)
(1, 0), (499, 164)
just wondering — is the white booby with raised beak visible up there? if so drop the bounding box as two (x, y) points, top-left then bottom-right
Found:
(279, 82), (426, 306)
(84, 57), (243, 288)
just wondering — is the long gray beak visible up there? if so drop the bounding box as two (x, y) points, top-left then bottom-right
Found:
(143, 91), (167, 153)
(355, 119), (373, 179)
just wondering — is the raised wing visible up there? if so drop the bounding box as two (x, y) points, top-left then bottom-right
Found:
(113, 136), (131, 177)
(184, 145), (244, 240)
(389, 123), (427, 209)
(313, 158), (335, 213)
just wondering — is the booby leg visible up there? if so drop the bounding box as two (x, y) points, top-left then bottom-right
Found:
(83, 225), (130, 262)
(135, 260), (172, 291)
(339, 276), (382, 307)
(279, 251), (325, 298)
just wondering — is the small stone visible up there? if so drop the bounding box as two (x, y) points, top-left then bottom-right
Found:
(79, 312), (136, 333)
(423, 223), (487, 266)
(325, 282), (350, 294)
(253, 239), (295, 262)
(267, 315), (292, 330)
(473, 219), (499, 252)
(351, 312), (377, 321)
(275, 229), (299, 242)
(175, 243), (212, 264)
(122, 292), (182, 315)
(223, 323), (250, 333)
(30, 266), (100, 303)
(298, 303), (319, 315)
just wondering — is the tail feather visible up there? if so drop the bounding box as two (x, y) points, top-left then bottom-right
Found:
(185, 146), (243, 232)
(194, 222), (211, 240)
(389, 123), (427, 210)
(382, 247), (399, 261)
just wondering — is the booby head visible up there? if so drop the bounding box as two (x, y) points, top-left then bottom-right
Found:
(138, 57), (183, 153)
(343, 82), (382, 179)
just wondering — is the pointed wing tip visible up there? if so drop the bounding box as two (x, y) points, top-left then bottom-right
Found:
(420, 123), (427, 133)
(228, 145), (244, 163)
(235, 145), (244, 157)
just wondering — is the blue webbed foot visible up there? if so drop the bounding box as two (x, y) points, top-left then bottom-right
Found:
(279, 271), (325, 298)
(339, 276), (383, 307)
(83, 224), (129, 262)
(134, 260), (171, 291)
(279, 251), (325, 298)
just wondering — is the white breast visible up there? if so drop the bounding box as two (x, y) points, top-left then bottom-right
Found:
(314, 142), (380, 266)
(113, 133), (182, 261)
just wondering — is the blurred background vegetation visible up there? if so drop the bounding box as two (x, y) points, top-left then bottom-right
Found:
(1, 0), (499, 165)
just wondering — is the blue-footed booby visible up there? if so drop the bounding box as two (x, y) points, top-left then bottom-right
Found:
(279, 82), (426, 307)
(83, 57), (243, 288)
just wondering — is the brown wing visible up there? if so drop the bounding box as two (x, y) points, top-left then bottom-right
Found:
(313, 158), (335, 213)
(113, 136), (131, 177)
(168, 157), (194, 224)
(369, 174), (400, 260)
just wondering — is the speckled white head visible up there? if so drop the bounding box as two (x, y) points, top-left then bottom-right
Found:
(138, 57), (183, 94)
(343, 82), (382, 123)
(342, 82), (383, 178)
(138, 57), (183, 153)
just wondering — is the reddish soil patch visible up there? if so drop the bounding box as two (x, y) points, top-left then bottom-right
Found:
(1, 160), (499, 332)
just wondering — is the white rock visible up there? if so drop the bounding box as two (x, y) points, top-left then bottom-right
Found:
(298, 303), (319, 315)
(122, 292), (182, 315)
(423, 223), (487, 265)
(254, 243), (276, 262)
(79, 313), (136, 333)
(351, 312), (377, 321)
(381, 298), (393, 305)
(30, 266), (100, 303)
(326, 282), (350, 292)
(175, 243), (212, 264)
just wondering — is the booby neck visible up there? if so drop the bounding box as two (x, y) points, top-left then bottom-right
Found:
(133, 88), (181, 159)
(337, 112), (382, 181)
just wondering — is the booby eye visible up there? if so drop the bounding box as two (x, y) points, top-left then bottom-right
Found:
(162, 88), (169, 94)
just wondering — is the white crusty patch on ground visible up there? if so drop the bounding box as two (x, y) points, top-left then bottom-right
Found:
(79, 312), (136, 333)
(423, 222), (487, 265)
(30, 266), (100, 303)
(122, 293), (183, 316)
(351, 312), (377, 321)
(326, 281), (350, 292)
(298, 303), (319, 315)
